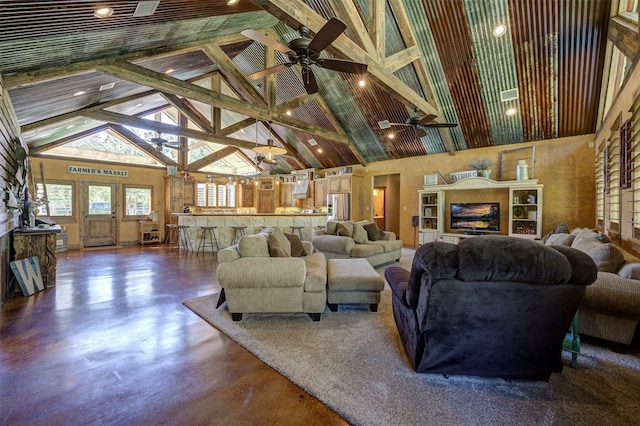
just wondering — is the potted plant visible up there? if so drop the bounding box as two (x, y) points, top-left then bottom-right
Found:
(470, 158), (494, 179)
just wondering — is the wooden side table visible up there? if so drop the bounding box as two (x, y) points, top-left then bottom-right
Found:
(13, 225), (62, 288)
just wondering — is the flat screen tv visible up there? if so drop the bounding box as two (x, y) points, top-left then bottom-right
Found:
(450, 202), (500, 234)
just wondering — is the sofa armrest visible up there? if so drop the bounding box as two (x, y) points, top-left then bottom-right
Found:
(385, 266), (410, 307)
(312, 235), (355, 254)
(381, 231), (396, 241)
(302, 240), (314, 255)
(218, 257), (306, 288)
(218, 245), (240, 263)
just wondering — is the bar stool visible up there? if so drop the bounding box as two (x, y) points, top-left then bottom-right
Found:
(197, 226), (219, 255)
(177, 225), (194, 251)
(165, 224), (179, 251)
(231, 226), (247, 245)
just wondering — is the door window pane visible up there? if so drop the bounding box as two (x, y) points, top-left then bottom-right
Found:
(88, 185), (112, 215)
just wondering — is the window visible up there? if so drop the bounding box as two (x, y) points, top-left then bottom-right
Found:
(196, 182), (236, 207)
(35, 180), (74, 219)
(608, 133), (621, 230)
(124, 185), (153, 219)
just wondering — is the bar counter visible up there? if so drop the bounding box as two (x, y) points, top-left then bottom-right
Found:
(174, 213), (328, 250)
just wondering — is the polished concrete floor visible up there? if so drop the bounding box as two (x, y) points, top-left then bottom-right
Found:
(1, 246), (349, 425)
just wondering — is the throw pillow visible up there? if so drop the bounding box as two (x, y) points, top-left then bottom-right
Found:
(618, 263), (640, 280)
(325, 221), (338, 235)
(284, 233), (307, 257)
(271, 227), (291, 256)
(336, 222), (354, 238)
(352, 222), (368, 244)
(541, 222), (569, 244)
(363, 222), (385, 241)
(267, 234), (290, 257)
(577, 240), (625, 273)
(545, 233), (575, 246)
(237, 234), (270, 257)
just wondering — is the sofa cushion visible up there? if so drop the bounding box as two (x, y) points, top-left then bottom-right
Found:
(312, 235), (355, 254)
(545, 233), (575, 246)
(572, 228), (611, 245)
(541, 222), (570, 244)
(352, 222), (368, 244)
(363, 222), (385, 241)
(617, 263), (640, 280)
(285, 233), (307, 257)
(350, 243), (384, 258)
(238, 234), (270, 257)
(336, 222), (354, 238)
(267, 233), (290, 257)
(369, 239), (403, 253)
(572, 239), (625, 273)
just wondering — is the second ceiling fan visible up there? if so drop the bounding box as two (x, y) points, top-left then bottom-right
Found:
(242, 18), (368, 94)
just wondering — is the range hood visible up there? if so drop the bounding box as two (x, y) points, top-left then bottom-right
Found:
(293, 180), (310, 199)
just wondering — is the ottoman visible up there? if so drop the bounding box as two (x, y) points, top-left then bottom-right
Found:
(327, 258), (385, 312)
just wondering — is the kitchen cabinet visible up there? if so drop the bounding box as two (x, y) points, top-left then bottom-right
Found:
(314, 178), (328, 207)
(328, 174), (352, 193)
(165, 176), (184, 224)
(183, 180), (195, 206)
(240, 183), (255, 207)
(279, 182), (295, 207)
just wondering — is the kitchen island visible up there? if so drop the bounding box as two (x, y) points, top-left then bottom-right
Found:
(174, 213), (328, 251)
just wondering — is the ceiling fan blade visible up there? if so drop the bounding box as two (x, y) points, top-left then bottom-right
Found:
(241, 29), (292, 54)
(425, 122), (459, 128)
(302, 68), (318, 94)
(317, 58), (367, 74)
(415, 128), (428, 138)
(308, 18), (346, 52)
(247, 64), (289, 80)
(418, 114), (438, 125)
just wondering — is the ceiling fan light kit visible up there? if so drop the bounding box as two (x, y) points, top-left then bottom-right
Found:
(242, 18), (368, 94)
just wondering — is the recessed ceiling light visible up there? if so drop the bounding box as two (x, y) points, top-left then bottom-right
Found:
(505, 107), (517, 116)
(388, 133), (395, 139)
(65, 124), (75, 129)
(493, 24), (507, 37)
(358, 79), (366, 88)
(227, 0), (239, 5)
(73, 90), (86, 97)
(286, 110), (292, 116)
(94, 7), (114, 18)
(317, 148), (323, 153)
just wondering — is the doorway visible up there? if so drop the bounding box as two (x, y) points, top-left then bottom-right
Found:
(82, 182), (118, 247)
(373, 187), (386, 230)
(373, 174), (400, 236)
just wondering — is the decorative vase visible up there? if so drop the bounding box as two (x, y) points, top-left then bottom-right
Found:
(478, 169), (492, 179)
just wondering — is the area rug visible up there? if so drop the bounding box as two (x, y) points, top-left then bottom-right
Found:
(183, 265), (640, 425)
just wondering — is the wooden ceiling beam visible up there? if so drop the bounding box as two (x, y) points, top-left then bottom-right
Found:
(220, 117), (256, 136)
(201, 43), (268, 108)
(159, 92), (215, 133)
(186, 146), (239, 172)
(370, 0), (386, 57)
(384, 46), (420, 74)
(96, 61), (353, 145)
(84, 110), (260, 150)
(109, 124), (178, 165)
(329, 0), (378, 59)
(608, 14), (640, 61)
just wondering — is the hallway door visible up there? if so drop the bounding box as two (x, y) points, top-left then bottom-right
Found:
(82, 182), (117, 247)
(373, 186), (386, 230)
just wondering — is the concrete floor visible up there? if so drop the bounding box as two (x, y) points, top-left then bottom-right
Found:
(0, 246), (349, 425)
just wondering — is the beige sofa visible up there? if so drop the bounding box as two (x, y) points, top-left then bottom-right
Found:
(312, 220), (403, 267)
(545, 227), (640, 344)
(217, 227), (327, 321)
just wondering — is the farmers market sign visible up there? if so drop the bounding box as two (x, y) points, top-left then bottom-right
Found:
(67, 165), (129, 178)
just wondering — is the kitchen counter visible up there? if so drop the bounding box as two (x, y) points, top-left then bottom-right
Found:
(175, 213), (328, 251)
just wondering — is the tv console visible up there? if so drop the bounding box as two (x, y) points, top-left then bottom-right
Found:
(417, 177), (543, 245)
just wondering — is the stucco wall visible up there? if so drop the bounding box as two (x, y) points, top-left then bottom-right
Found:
(354, 135), (595, 246)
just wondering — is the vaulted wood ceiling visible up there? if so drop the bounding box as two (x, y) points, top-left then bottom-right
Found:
(0, 0), (616, 175)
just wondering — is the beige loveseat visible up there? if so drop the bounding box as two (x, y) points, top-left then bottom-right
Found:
(312, 220), (403, 267)
(217, 227), (327, 321)
(545, 226), (640, 344)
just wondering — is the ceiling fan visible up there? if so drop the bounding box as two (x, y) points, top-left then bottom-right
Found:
(378, 109), (458, 137)
(255, 154), (277, 166)
(149, 132), (186, 152)
(241, 18), (368, 94)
